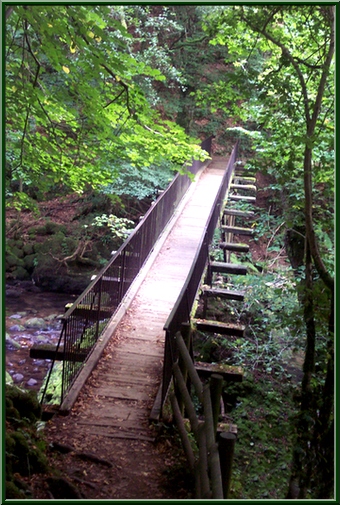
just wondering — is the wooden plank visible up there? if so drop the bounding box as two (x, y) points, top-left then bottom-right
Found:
(195, 361), (243, 382)
(217, 422), (238, 436)
(230, 183), (256, 191)
(193, 319), (245, 337)
(29, 344), (87, 362)
(219, 242), (250, 253)
(221, 225), (254, 236)
(95, 386), (152, 401)
(80, 426), (155, 442)
(223, 209), (255, 218)
(232, 176), (256, 183)
(202, 288), (245, 301)
(79, 421), (155, 442)
(229, 195), (256, 202)
(210, 261), (247, 275)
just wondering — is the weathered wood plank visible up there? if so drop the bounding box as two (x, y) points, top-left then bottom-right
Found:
(221, 225), (254, 236)
(29, 344), (87, 362)
(210, 261), (247, 275)
(229, 195), (256, 202)
(217, 422), (238, 436)
(193, 319), (245, 337)
(232, 176), (256, 183)
(95, 386), (152, 401)
(219, 242), (250, 253)
(202, 288), (245, 301)
(195, 361), (243, 382)
(79, 423), (155, 442)
(230, 183), (256, 191)
(223, 209), (255, 218)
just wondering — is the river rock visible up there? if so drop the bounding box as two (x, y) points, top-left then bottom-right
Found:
(25, 317), (48, 329)
(45, 314), (59, 321)
(12, 373), (24, 383)
(9, 314), (22, 319)
(36, 335), (49, 343)
(26, 378), (38, 387)
(9, 324), (25, 332)
(6, 333), (21, 349)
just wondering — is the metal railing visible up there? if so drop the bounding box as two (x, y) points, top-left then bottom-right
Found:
(41, 137), (213, 405)
(161, 141), (239, 409)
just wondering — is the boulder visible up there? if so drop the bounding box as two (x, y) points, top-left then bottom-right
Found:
(25, 318), (48, 330)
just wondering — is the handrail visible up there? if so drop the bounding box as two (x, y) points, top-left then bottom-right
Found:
(161, 141), (239, 409)
(40, 136), (213, 406)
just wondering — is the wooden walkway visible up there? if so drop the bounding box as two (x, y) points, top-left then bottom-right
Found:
(64, 156), (228, 443)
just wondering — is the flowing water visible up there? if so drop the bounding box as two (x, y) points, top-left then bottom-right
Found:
(5, 283), (78, 394)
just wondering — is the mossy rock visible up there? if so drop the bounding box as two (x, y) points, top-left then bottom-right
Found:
(6, 384), (42, 421)
(35, 221), (66, 236)
(14, 239), (24, 249)
(28, 228), (37, 238)
(34, 231), (68, 257)
(12, 266), (30, 280)
(7, 238), (17, 248)
(11, 246), (24, 259)
(23, 243), (34, 256)
(9, 431), (49, 476)
(5, 480), (27, 499)
(6, 252), (24, 268)
(6, 397), (21, 421)
(6, 476), (32, 499)
(24, 254), (37, 271)
(32, 265), (92, 293)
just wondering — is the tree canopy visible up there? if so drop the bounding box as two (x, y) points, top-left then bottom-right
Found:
(5, 5), (209, 197)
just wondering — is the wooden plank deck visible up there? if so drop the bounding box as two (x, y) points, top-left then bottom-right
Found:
(58, 157), (230, 444)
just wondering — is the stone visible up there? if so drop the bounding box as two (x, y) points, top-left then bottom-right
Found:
(9, 324), (26, 332)
(6, 333), (21, 349)
(26, 378), (38, 387)
(12, 373), (24, 383)
(9, 314), (22, 319)
(25, 317), (48, 329)
(36, 333), (50, 340)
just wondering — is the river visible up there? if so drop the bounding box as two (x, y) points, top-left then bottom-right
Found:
(5, 281), (78, 394)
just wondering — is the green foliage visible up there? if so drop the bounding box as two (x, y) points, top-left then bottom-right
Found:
(38, 362), (63, 405)
(90, 214), (135, 240)
(201, 5), (334, 232)
(5, 5), (208, 197)
(6, 384), (48, 497)
(226, 375), (295, 499)
(102, 159), (174, 200)
(6, 191), (40, 215)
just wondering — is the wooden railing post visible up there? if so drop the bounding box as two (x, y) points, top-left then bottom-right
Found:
(170, 392), (195, 471)
(175, 331), (203, 402)
(203, 384), (224, 499)
(177, 323), (192, 414)
(210, 374), (224, 437)
(218, 431), (236, 498)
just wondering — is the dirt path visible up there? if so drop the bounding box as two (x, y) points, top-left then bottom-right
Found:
(30, 158), (230, 499)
